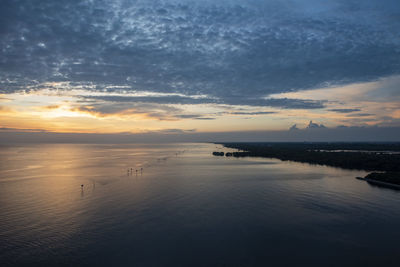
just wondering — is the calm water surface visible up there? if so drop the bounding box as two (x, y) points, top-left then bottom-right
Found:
(0, 143), (399, 266)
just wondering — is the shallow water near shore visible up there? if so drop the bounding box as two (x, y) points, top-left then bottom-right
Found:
(0, 143), (399, 266)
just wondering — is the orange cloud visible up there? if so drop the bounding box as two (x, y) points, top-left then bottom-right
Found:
(70, 105), (183, 121)
(0, 105), (14, 114)
(42, 104), (60, 110)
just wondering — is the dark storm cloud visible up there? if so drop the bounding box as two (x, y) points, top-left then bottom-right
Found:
(1, 0), (399, 108)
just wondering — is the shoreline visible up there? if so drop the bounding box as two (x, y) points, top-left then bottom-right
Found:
(215, 142), (400, 188)
(217, 142), (400, 172)
(356, 177), (400, 189)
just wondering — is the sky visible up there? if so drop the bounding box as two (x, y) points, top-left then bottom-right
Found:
(1, 0), (400, 142)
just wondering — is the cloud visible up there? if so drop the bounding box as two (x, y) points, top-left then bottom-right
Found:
(230, 111), (276, 115)
(70, 101), (220, 121)
(0, 127), (49, 133)
(42, 105), (60, 110)
(375, 116), (400, 127)
(0, 105), (13, 113)
(78, 95), (217, 105)
(328, 108), (361, 113)
(150, 128), (197, 134)
(346, 113), (373, 117)
(79, 95), (325, 109)
(176, 114), (216, 120)
(289, 124), (300, 131)
(71, 102), (188, 121)
(194, 117), (216, 120)
(1, 0), (399, 108)
(306, 120), (326, 129)
(175, 114), (205, 119)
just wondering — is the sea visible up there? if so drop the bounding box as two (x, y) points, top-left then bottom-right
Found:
(0, 143), (399, 266)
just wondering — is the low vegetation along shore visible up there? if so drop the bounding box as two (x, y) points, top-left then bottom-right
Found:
(214, 142), (400, 188)
(357, 172), (400, 187)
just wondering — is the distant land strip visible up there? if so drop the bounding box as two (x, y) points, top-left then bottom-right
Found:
(217, 142), (400, 172)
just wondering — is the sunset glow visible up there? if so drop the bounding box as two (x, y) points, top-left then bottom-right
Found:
(0, 0), (399, 141)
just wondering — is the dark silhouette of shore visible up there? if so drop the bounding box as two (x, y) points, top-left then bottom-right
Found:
(357, 172), (400, 187)
(216, 142), (400, 172)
